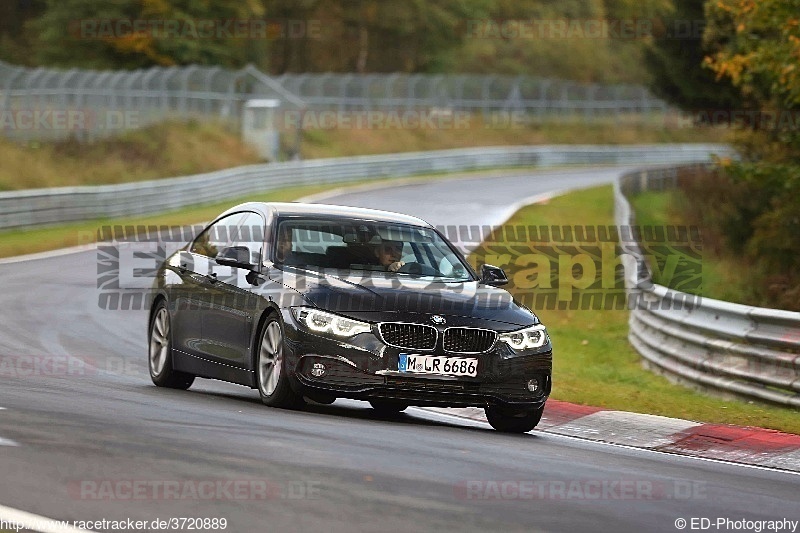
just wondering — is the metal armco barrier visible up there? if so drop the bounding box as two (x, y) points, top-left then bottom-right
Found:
(0, 144), (728, 230)
(616, 165), (800, 408)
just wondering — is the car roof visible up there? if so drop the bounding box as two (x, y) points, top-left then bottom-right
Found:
(218, 202), (433, 228)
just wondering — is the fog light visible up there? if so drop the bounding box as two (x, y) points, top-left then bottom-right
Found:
(311, 363), (326, 378)
(526, 379), (539, 392)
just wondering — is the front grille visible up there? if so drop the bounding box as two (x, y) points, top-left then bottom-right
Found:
(443, 328), (497, 353)
(385, 377), (479, 393)
(378, 323), (437, 350)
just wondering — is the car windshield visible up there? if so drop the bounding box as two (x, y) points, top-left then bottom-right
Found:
(274, 219), (472, 281)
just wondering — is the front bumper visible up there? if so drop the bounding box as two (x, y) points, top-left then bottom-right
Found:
(282, 310), (552, 409)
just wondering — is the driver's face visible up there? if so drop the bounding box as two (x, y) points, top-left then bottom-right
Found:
(276, 228), (292, 261)
(375, 241), (403, 266)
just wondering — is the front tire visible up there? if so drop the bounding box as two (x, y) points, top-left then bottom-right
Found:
(148, 302), (194, 390)
(485, 405), (544, 433)
(257, 316), (305, 409)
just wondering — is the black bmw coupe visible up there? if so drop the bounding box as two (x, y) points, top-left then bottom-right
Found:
(148, 202), (552, 432)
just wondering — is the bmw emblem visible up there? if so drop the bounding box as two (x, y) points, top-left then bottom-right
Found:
(431, 315), (446, 325)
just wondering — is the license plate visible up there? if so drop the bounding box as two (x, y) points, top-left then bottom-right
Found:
(398, 354), (478, 377)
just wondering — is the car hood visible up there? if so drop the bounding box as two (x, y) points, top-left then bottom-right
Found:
(267, 268), (538, 328)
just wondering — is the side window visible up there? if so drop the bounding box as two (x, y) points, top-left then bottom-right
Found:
(294, 229), (344, 254)
(231, 212), (266, 265)
(190, 213), (245, 258)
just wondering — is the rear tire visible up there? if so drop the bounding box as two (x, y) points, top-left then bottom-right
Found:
(485, 405), (544, 433)
(148, 302), (195, 390)
(257, 316), (305, 409)
(369, 400), (408, 414)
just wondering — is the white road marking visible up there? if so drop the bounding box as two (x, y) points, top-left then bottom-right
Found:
(496, 189), (569, 227)
(0, 504), (96, 532)
(0, 244), (96, 265)
(296, 169), (536, 205)
(0, 407), (16, 446)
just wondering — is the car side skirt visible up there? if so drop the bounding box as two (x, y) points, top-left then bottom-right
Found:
(173, 349), (255, 387)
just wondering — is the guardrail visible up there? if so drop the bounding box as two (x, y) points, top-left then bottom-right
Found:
(616, 165), (800, 408)
(0, 144), (728, 231)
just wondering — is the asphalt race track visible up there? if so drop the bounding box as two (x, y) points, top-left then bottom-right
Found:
(0, 167), (797, 532)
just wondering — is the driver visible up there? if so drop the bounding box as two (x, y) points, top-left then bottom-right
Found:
(276, 225), (294, 263)
(374, 240), (405, 272)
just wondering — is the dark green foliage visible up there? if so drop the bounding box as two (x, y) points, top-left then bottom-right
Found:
(644, 0), (741, 110)
(673, 162), (800, 310)
(28, 0), (267, 69)
(0, 0), (669, 81)
(0, 0), (46, 65)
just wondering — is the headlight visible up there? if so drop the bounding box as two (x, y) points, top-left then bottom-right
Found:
(499, 324), (549, 350)
(291, 307), (371, 337)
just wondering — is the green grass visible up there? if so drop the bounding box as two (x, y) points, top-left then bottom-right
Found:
(473, 185), (800, 434)
(0, 119), (263, 191)
(0, 115), (730, 191)
(299, 115), (729, 159)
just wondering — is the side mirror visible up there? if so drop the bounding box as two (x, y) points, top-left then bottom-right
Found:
(215, 246), (256, 271)
(480, 264), (509, 286)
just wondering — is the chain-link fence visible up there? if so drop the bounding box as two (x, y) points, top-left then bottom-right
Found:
(274, 73), (668, 117)
(1, 60), (670, 147)
(0, 60), (306, 149)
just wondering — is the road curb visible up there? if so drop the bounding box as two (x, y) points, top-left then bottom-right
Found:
(423, 401), (800, 473)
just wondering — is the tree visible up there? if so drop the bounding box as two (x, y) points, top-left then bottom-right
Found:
(30, 0), (267, 69)
(441, 0), (672, 83)
(671, 0), (800, 310)
(704, 0), (800, 116)
(260, 0), (491, 73)
(643, 0), (741, 110)
(0, 0), (46, 65)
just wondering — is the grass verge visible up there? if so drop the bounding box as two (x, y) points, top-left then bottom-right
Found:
(471, 185), (800, 434)
(0, 119), (262, 191)
(629, 190), (753, 305)
(299, 115), (728, 159)
(1, 116), (729, 191)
